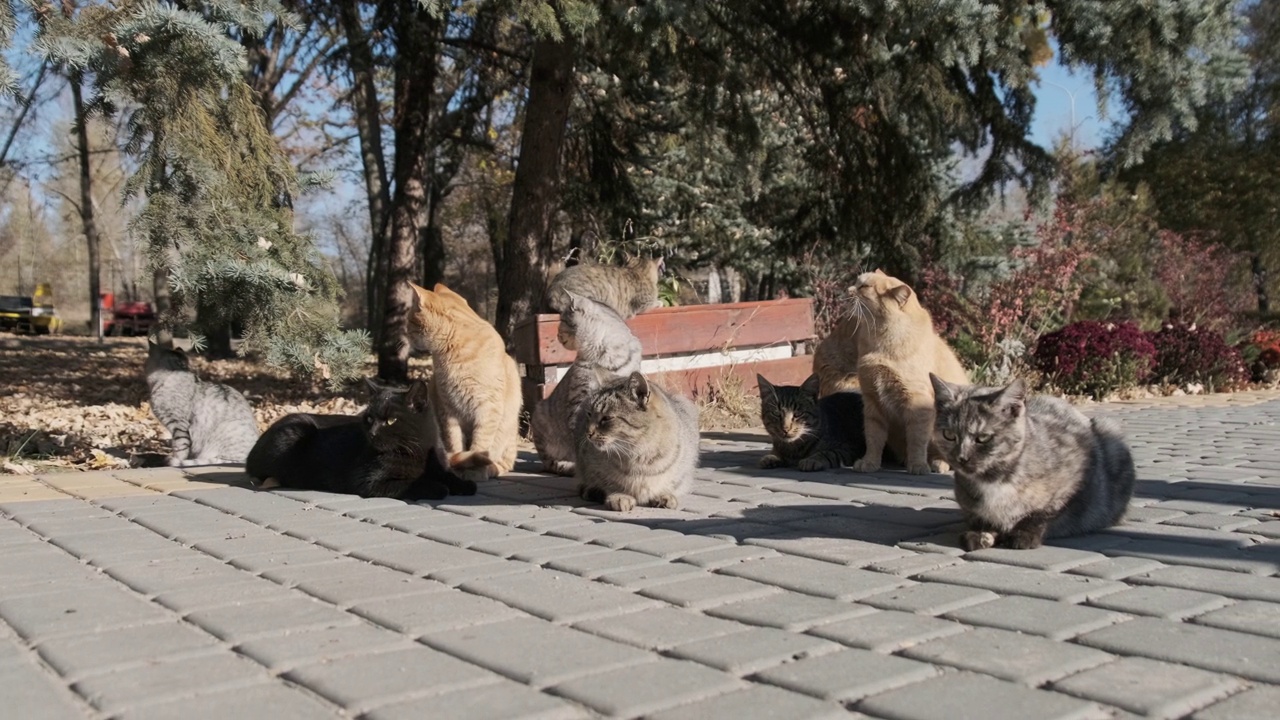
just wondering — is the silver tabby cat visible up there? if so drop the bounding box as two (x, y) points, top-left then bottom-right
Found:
(145, 341), (259, 466)
(757, 374), (868, 471)
(576, 371), (699, 512)
(546, 256), (662, 324)
(532, 291), (643, 475)
(930, 374), (1135, 551)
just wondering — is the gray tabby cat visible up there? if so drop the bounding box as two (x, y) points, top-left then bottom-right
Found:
(532, 291), (643, 475)
(930, 374), (1135, 551)
(547, 256), (662, 324)
(145, 341), (260, 466)
(576, 371), (700, 512)
(757, 374), (869, 471)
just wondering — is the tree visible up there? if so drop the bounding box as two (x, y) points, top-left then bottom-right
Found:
(68, 69), (103, 342)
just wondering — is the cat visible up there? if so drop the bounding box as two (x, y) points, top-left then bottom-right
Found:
(245, 379), (477, 500)
(757, 373), (872, 471)
(532, 291), (643, 475)
(931, 374), (1136, 550)
(812, 313), (863, 397)
(144, 340), (259, 466)
(546, 255), (662, 323)
(576, 371), (700, 512)
(408, 282), (522, 477)
(846, 270), (969, 475)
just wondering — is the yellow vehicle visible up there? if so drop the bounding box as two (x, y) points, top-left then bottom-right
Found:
(0, 283), (64, 335)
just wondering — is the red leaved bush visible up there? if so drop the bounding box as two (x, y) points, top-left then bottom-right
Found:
(1149, 323), (1250, 391)
(1032, 321), (1156, 398)
(1152, 231), (1253, 333)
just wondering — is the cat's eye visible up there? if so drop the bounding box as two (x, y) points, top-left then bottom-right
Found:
(386, 417), (398, 426)
(598, 416), (613, 427)
(941, 430), (957, 441)
(975, 434), (994, 444)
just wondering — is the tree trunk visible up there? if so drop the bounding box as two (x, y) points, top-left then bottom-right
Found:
(377, 0), (441, 382)
(70, 73), (103, 344)
(494, 36), (576, 342)
(336, 0), (392, 335)
(421, 188), (446, 289)
(198, 296), (235, 358)
(152, 266), (173, 346)
(1252, 251), (1271, 315)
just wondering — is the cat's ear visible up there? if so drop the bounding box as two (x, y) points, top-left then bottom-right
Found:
(930, 373), (955, 407)
(755, 374), (775, 399)
(628, 371), (650, 409)
(800, 374), (821, 396)
(999, 378), (1027, 418)
(886, 283), (913, 308)
(365, 377), (383, 396)
(409, 283), (431, 311)
(405, 379), (431, 411)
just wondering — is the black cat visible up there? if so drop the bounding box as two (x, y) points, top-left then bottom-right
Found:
(245, 379), (477, 500)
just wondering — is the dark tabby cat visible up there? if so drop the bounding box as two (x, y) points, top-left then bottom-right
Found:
(145, 341), (259, 466)
(245, 379), (476, 500)
(547, 256), (662, 321)
(930, 374), (1136, 551)
(757, 374), (869, 471)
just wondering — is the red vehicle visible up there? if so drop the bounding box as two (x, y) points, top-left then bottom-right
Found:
(102, 293), (157, 336)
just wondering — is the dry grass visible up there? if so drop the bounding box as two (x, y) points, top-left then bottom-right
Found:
(690, 371), (763, 431)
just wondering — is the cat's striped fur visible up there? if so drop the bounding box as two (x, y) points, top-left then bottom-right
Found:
(144, 342), (259, 467)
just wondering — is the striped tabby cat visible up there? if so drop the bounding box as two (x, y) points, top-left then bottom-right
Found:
(547, 256), (662, 322)
(144, 341), (259, 466)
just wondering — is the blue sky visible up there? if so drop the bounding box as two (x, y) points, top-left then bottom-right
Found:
(1028, 45), (1115, 150)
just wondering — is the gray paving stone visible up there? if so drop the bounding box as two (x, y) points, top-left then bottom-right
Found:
(103, 555), (252, 595)
(965, 546), (1105, 572)
(900, 627), (1113, 686)
(573, 606), (748, 650)
(643, 684), (850, 720)
(705, 592), (876, 631)
(182, 595), (359, 641)
(72, 651), (269, 713)
(349, 587), (522, 635)
(427, 558), (538, 586)
(1087, 586), (1234, 620)
(0, 646), (92, 720)
(46, 528), (191, 565)
(858, 582), (998, 615)
(381, 509), (494, 534)
(543, 548), (668, 578)
(1162, 513), (1261, 532)
(549, 658), (744, 716)
(1066, 557), (1165, 580)
(1052, 657), (1244, 719)
(620, 533), (734, 559)
(414, 521), (543, 549)
(744, 535), (914, 566)
(363, 680), (587, 720)
(35, 621), (219, 679)
(233, 621), (412, 669)
(0, 586), (169, 641)
(1105, 538), (1279, 575)
(753, 646), (940, 702)
(467, 531), (585, 559)
(152, 578), (297, 613)
(595, 561), (708, 589)
(1129, 565), (1280, 602)
(1193, 686), (1280, 720)
(115, 682), (342, 720)
(943, 596), (1129, 640)
(719, 556), (911, 601)
(1076, 617), (1280, 683)
(1193, 600), (1280, 639)
(638, 572), (783, 609)
(866, 553), (963, 577)
(669, 627), (840, 674)
(677, 544), (781, 569)
(421, 616), (653, 686)
(805, 610), (968, 652)
(461, 568), (659, 622)
(189, 529), (309, 560)
(292, 564), (449, 606)
(546, 520), (663, 546)
(129, 509), (262, 544)
(285, 645), (500, 710)
(857, 672), (1105, 720)
(917, 562), (1128, 602)
(350, 540), (502, 576)
(307, 524), (421, 553)
(26, 512), (136, 537)
(225, 546), (348, 574)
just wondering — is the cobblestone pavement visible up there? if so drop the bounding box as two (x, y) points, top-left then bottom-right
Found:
(3, 391), (1280, 719)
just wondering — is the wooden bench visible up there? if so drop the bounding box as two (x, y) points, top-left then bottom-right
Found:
(512, 298), (817, 412)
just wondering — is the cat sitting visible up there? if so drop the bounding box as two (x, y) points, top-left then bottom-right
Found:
(847, 270), (970, 475)
(547, 255), (662, 323)
(930, 374), (1136, 551)
(532, 291), (643, 476)
(144, 340), (259, 467)
(757, 374), (871, 471)
(245, 379), (476, 500)
(576, 371), (700, 512)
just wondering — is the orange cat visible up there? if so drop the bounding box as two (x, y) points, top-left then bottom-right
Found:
(408, 283), (522, 477)
(812, 314), (863, 397)
(848, 270), (968, 475)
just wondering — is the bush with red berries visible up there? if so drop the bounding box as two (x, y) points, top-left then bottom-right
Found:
(1149, 323), (1250, 391)
(1032, 321), (1156, 398)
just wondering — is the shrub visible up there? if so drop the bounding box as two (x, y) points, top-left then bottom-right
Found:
(1032, 321), (1156, 398)
(1150, 323), (1250, 391)
(1237, 328), (1280, 382)
(1152, 231), (1253, 333)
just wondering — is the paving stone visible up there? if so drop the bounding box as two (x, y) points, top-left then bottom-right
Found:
(0, 650), (93, 720)
(0, 586), (169, 641)
(1129, 565), (1280, 603)
(595, 561), (708, 589)
(866, 553), (963, 577)
(349, 587), (522, 635)
(190, 529), (310, 560)
(103, 555), (252, 595)
(806, 610), (968, 652)
(285, 646), (500, 710)
(428, 559), (538, 586)
(381, 510), (494, 534)
(546, 519), (663, 546)
(225, 546), (348, 574)
(363, 680), (586, 720)
(233, 622), (412, 669)
(943, 596), (1129, 640)
(421, 616), (652, 686)
(1193, 600), (1280, 639)
(129, 510), (262, 544)
(1076, 617), (1280, 683)
(460, 568), (658, 622)
(1087, 586), (1234, 620)
(507, 540), (611, 566)
(705, 592), (876, 631)
(1193, 686), (1280, 720)
(669, 627), (840, 674)
(677, 544), (781, 569)
(1106, 522), (1256, 548)
(115, 683), (342, 720)
(637, 572), (783, 609)
(719, 556), (911, 600)
(900, 627), (1113, 686)
(293, 564), (450, 606)
(1123, 506), (1191, 523)
(744, 535), (914, 566)
(965, 546), (1105, 572)
(72, 651), (269, 713)
(753, 646), (940, 702)
(620, 533), (734, 559)
(152, 578), (297, 613)
(1105, 538), (1279, 575)
(1066, 557), (1165, 580)
(35, 621), (219, 679)
(414, 521), (544, 550)
(573, 606), (748, 651)
(183, 596), (359, 641)
(309, 524), (422, 553)
(917, 562), (1128, 602)
(858, 582), (998, 615)
(643, 684), (850, 720)
(1161, 513), (1261, 532)
(467, 532), (585, 559)
(46, 528), (191, 565)
(543, 549), (668, 578)
(25, 512), (136, 537)
(857, 672), (1105, 720)
(350, 540), (502, 576)
(549, 658), (744, 716)
(1052, 657), (1244, 719)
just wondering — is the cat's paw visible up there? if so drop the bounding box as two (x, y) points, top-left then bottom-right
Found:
(546, 460), (575, 476)
(906, 461), (932, 475)
(256, 477), (281, 490)
(649, 492), (679, 509)
(1006, 531), (1045, 550)
(605, 493), (637, 512)
(851, 458), (881, 473)
(797, 457), (831, 472)
(930, 459), (951, 474)
(961, 530), (997, 551)
(758, 454), (785, 469)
